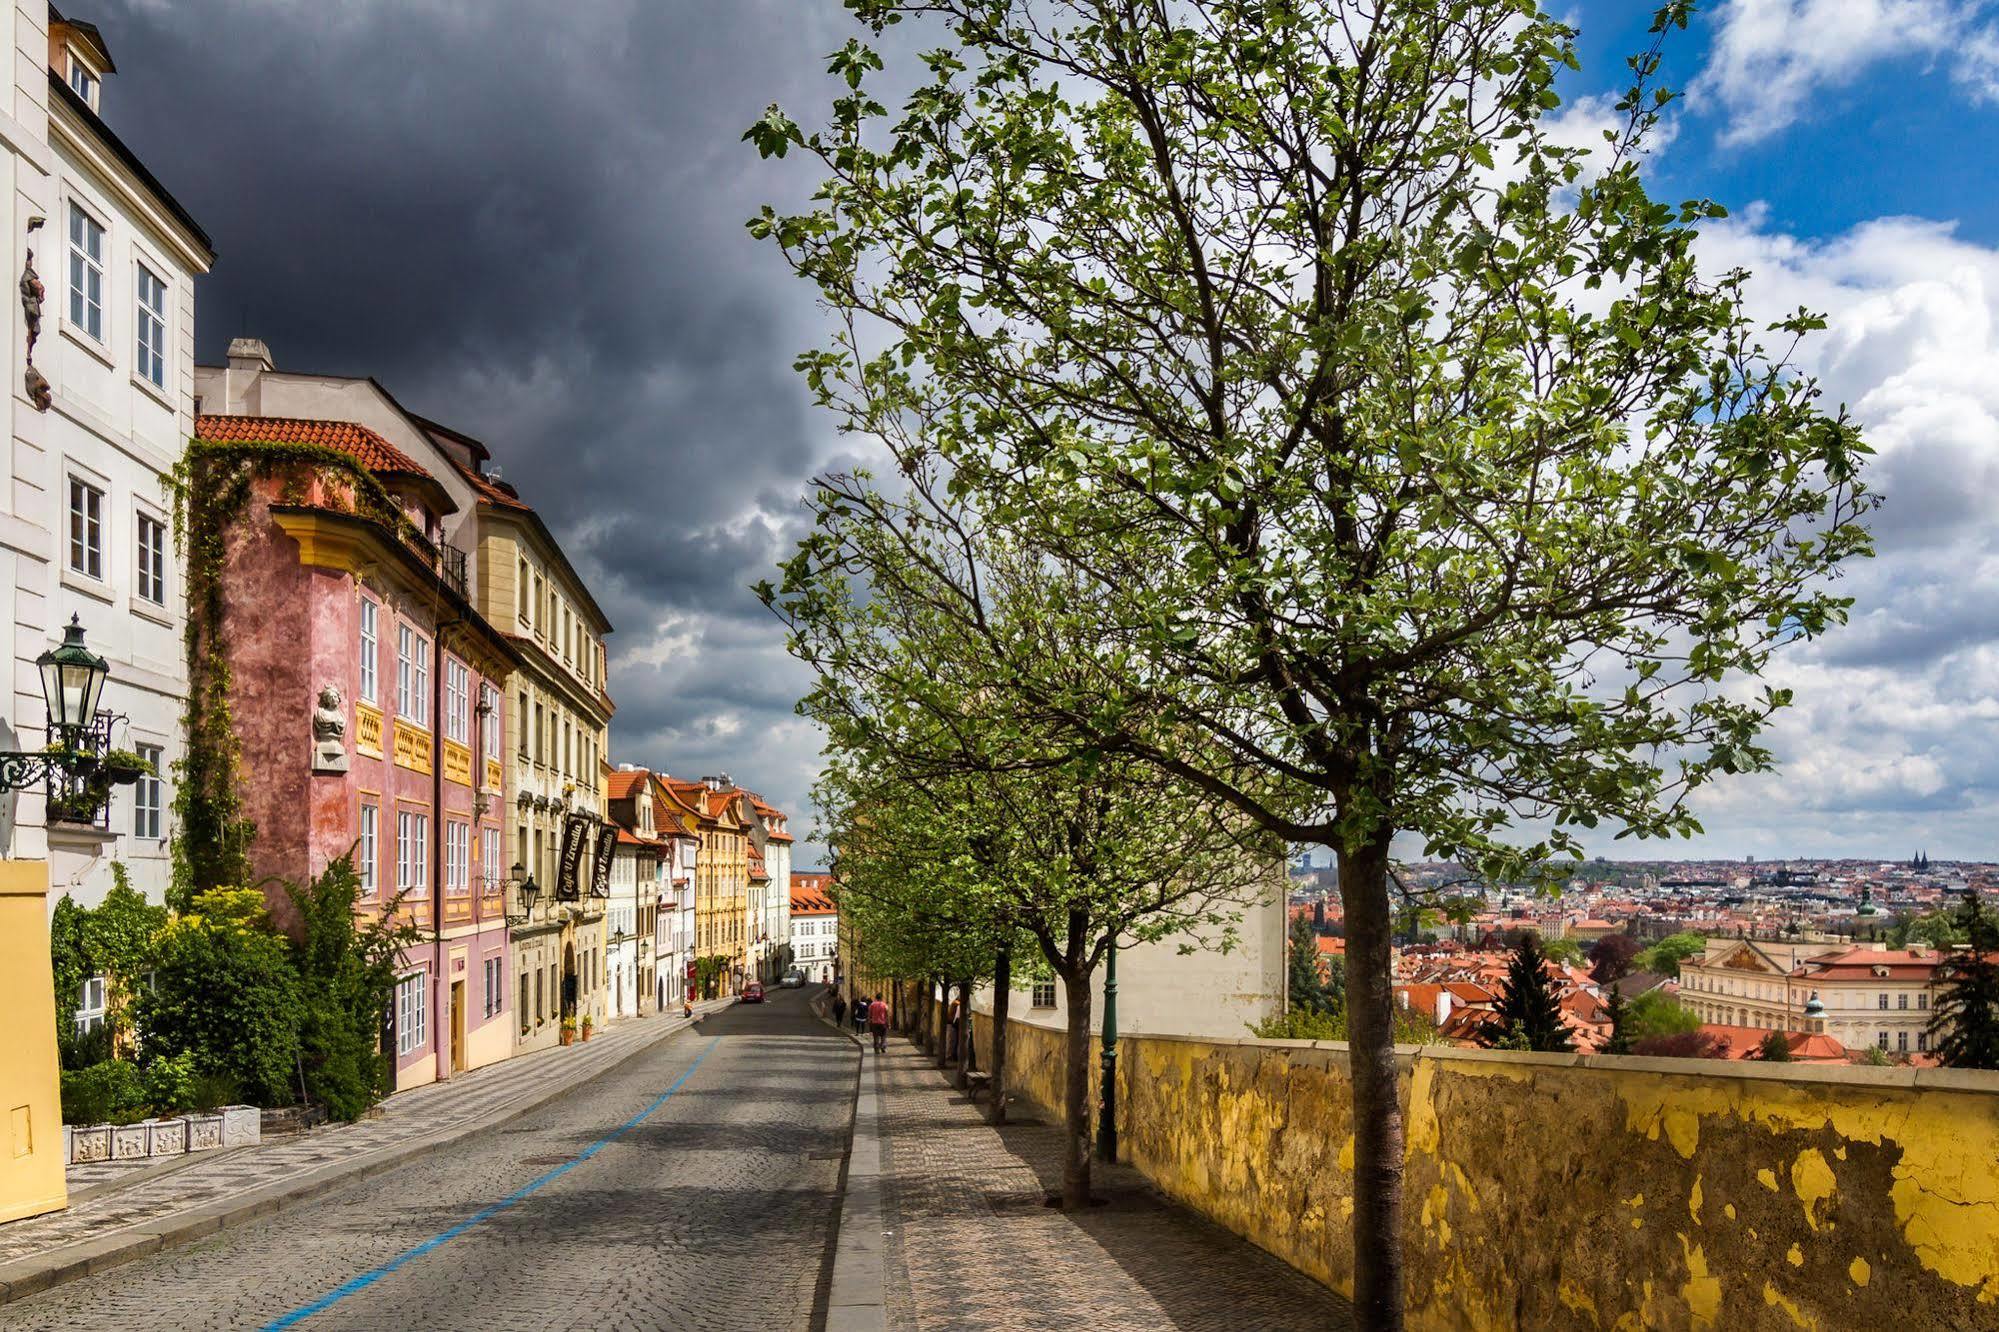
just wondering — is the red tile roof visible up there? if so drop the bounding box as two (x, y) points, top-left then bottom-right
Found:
(607, 770), (647, 801)
(791, 884), (836, 914)
(195, 414), (432, 479)
(1699, 1025), (1849, 1062)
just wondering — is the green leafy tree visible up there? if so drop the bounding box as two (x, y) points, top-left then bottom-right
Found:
(136, 887), (302, 1106)
(48, 867), (167, 1067)
(1482, 934), (1571, 1053)
(751, 4), (1872, 1323)
(1288, 910), (1333, 1014)
(1637, 931), (1709, 979)
(286, 857), (415, 1120)
(1541, 936), (1585, 967)
(1623, 989), (1701, 1042)
(1929, 891), (1999, 1071)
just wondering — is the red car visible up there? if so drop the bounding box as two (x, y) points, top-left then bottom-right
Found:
(740, 982), (765, 1004)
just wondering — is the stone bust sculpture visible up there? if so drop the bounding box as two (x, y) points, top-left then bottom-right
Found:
(312, 685), (349, 774)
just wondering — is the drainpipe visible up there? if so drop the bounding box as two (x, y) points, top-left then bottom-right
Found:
(432, 616), (457, 1084)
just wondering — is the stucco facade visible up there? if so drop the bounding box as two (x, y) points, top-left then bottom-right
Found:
(1679, 939), (1947, 1058)
(194, 414), (520, 1089)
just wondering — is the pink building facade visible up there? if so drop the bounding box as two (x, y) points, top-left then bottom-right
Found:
(196, 414), (522, 1089)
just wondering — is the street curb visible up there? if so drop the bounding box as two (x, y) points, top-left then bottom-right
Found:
(821, 1005), (889, 1332)
(0, 1000), (731, 1309)
(808, 989), (865, 1332)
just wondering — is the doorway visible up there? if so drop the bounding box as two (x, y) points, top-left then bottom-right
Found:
(450, 980), (466, 1073)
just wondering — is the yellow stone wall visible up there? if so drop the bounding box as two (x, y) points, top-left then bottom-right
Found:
(0, 860), (66, 1225)
(983, 1016), (1999, 1331)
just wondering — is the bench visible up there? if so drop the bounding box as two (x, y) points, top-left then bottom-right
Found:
(964, 1071), (993, 1102)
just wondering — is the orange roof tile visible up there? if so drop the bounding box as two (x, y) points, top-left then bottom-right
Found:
(195, 414), (431, 478)
(607, 770), (647, 801)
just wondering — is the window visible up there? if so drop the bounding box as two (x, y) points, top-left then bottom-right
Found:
(397, 809), (430, 897)
(136, 264), (167, 387)
(517, 691), (530, 756)
(1878, 993), (1889, 1010)
(520, 974), (531, 1034)
(358, 599), (378, 703)
(396, 972), (427, 1056)
(444, 658), (470, 743)
(1897, 1030), (1909, 1053)
(1031, 981), (1057, 1009)
(68, 476), (103, 579)
(1919, 992), (1929, 1010)
(445, 820), (470, 895)
(534, 967), (544, 1023)
(75, 976), (107, 1034)
(358, 803), (378, 896)
(518, 557), (531, 629)
(67, 203), (104, 340)
(482, 826), (501, 889)
(484, 956), (502, 1018)
(397, 625), (430, 726)
(1897, 993), (1909, 1010)
(136, 512), (167, 605)
(1918, 1030), (1929, 1052)
(481, 685), (501, 760)
(133, 743), (163, 840)
(67, 55), (96, 105)
(535, 704), (547, 765)
(1877, 1031), (1890, 1050)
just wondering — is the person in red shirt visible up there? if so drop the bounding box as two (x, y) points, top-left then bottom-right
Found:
(868, 996), (890, 1052)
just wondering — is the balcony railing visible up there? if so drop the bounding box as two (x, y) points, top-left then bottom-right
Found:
(439, 543), (468, 596)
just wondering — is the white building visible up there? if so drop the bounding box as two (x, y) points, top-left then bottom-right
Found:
(973, 862), (1287, 1041)
(748, 791), (793, 981)
(790, 871), (836, 985)
(608, 765), (700, 1013)
(3, 9), (214, 906)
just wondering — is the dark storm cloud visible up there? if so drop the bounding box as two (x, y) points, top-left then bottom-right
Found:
(100, 0), (876, 856)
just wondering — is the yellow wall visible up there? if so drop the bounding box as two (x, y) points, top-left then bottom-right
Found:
(0, 860), (66, 1224)
(986, 1015), (1999, 1331)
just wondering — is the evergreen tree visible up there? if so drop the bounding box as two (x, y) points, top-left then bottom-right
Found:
(1603, 984), (1632, 1055)
(1756, 1031), (1794, 1062)
(1288, 910), (1330, 1014)
(1482, 934), (1572, 1053)
(1929, 891), (1999, 1071)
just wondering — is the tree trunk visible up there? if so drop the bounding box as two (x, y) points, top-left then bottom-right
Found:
(936, 976), (953, 1069)
(1060, 964), (1095, 1209)
(990, 948), (1011, 1124)
(954, 978), (973, 1089)
(1339, 830), (1405, 1332)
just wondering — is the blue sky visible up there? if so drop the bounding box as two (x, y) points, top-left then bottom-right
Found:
(1532, 2), (1999, 860)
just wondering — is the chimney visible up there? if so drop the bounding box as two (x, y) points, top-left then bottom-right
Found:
(222, 338), (273, 415)
(1435, 988), (1452, 1027)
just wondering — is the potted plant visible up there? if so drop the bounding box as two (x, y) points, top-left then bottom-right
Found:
(559, 1015), (577, 1047)
(99, 748), (154, 787)
(580, 1014), (593, 1042)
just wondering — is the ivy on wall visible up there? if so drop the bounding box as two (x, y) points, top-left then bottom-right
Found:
(165, 437), (434, 908)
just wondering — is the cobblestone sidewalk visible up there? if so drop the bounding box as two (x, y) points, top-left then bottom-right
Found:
(0, 1000), (730, 1297)
(866, 1039), (1356, 1331)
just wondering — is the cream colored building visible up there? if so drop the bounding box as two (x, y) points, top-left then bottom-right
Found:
(1678, 939), (1944, 1057)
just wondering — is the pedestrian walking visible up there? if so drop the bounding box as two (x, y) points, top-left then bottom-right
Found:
(868, 995), (890, 1053)
(832, 994), (848, 1027)
(854, 995), (871, 1035)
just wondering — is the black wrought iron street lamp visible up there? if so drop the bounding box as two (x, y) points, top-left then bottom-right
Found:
(503, 861), (541, 927)
(0, 615), (110, 792)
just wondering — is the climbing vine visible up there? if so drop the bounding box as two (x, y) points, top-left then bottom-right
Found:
(165, 437), (435, 908)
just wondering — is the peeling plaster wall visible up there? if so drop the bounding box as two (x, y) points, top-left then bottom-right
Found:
(981, 1016), (1999, 1331)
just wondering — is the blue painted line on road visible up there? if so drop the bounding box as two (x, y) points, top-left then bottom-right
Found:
(261, 1035), (721, 1330)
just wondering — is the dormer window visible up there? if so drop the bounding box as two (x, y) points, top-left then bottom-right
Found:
(66, 52), (97, 109)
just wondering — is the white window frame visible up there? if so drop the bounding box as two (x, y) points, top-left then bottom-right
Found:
(67, 54), (96, 107)
(358, 599), (378, 703)
(397, 809), (430, 898)
(135, 263), (167, 388)
(358, 802), (378, 896)
(68, 474), (104, 580)
(444, 657), (470, 743)
(397, 624), (430, 727)
(135, 509), (167, 605)
(482, 825), (501, 890)
(67, 201), (105, 342)
(133, 742), (163, 840)
(481, 685), (501, 760)
(396, 972), (427, 1057)
(75, 975), (107, 1034)
(1031, 981), (1057, 1009)
(445, 819), (470, 896)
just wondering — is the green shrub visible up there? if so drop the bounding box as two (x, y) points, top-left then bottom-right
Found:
(60, 1060), (146, 1126)
(142, 1051), (199, 1114)
(136, 887), (302, 1106)
(284, 857), (412, 1121)
(189, 1071), (239, 1114)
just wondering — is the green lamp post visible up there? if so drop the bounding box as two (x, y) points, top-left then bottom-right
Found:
(1098, 936), (1118, 1162)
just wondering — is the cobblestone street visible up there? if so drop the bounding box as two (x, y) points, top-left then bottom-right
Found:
(869, 1037), (1354, 1331)
(0, 990), (856, 1331)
